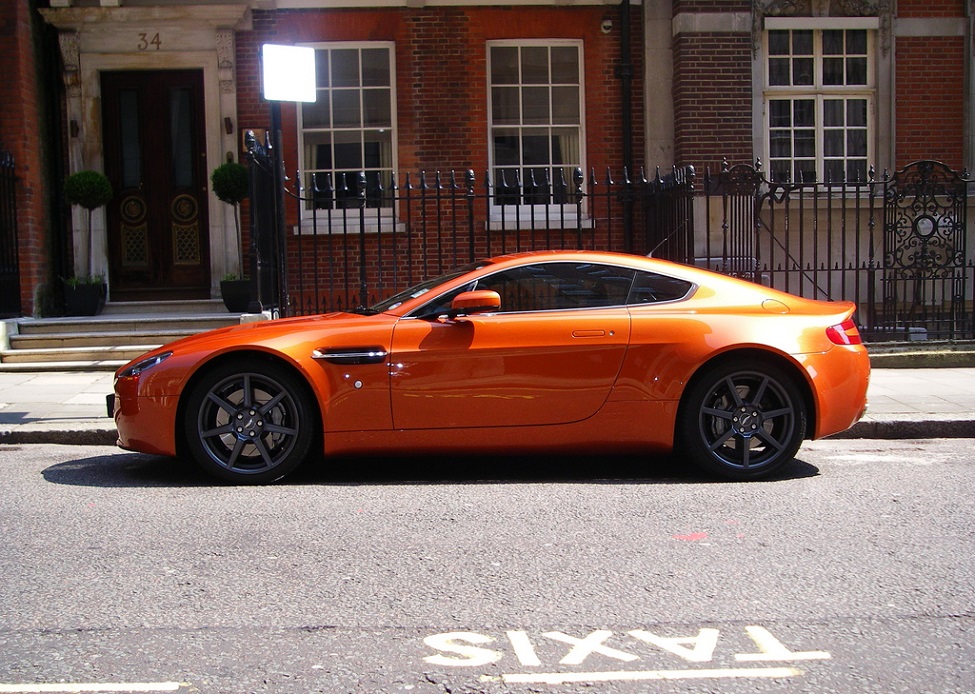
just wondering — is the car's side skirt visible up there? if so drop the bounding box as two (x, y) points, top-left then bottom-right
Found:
(322, 401), (677, 457)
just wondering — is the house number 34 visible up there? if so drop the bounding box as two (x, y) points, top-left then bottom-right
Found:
(137, 33), (162, 51)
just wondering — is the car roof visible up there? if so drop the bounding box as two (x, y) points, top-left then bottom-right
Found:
(384, 250), (711, 315)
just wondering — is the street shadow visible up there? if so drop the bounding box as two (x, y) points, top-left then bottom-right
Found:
(42, 450), (820, 488)
(42, 451), (211, 488)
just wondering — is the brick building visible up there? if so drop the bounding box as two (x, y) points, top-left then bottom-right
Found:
(1, 0), (971, 317)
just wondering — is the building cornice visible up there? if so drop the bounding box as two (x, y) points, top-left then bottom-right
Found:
(39, 5), (251, 31)
(752, 0), (893, 55)
(270, 0), (637, 7)
(672, 12), (751, 35)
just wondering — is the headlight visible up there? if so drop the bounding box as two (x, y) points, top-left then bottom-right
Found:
(118, 351), (173, 379)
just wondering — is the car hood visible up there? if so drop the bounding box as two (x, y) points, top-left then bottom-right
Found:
(121, 311), (392, 367)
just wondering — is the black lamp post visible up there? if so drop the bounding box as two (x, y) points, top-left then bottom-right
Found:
(257, 43), (317, 317)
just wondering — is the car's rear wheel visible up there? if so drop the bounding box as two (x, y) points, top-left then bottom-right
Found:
(183, 361), (315, 484)
(679, 359), (806, 480)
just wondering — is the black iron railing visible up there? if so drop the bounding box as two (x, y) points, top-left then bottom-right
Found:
(245, 136), (974, 341)
(702, 159), (974, 341)
(246, 135), (694, 316)
(0, 148), (20, 318)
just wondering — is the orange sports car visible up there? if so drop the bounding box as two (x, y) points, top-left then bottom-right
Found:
(112, 250), (869, 483)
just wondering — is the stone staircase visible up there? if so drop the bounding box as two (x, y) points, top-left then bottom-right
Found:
(0, 300), (261, 372)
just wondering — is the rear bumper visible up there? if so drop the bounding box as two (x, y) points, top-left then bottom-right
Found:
(801, 345), (871, 439)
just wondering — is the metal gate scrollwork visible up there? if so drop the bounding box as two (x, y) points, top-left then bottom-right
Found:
(882, 160), (970, 340)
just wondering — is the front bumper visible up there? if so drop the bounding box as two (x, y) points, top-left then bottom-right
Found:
(112, 375), (180, 456)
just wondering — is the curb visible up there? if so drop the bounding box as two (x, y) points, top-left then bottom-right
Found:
(0, 426), (117, 446)
(867, 341), (975, 369)
(835, 418), (975, 439)
(1, 420), (972, 447)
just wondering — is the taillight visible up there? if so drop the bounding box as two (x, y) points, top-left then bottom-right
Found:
(826, 318), (863, 345)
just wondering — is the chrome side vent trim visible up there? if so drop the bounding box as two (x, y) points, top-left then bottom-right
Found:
(311, 347), (388, 365)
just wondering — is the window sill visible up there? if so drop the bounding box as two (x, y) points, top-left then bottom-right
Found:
(486, 211), (594, 232)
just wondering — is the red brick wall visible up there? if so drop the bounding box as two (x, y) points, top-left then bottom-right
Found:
(0, 0), (47, 316)
(893, 0), (967, 169)
(235, 5), (644, 182)
(895, 36), (965, 169)
(672, 32), (753, 175)
(235, 5), (644, 296)
(896, 0), (966, 18)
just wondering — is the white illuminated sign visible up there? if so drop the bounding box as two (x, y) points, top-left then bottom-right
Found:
(261, 44), (317, 103)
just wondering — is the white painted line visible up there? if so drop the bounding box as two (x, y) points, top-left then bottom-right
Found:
(736, 626), (831, 662)
(506, 630), (542, 667)
(497, 667), (802, 685)
(0, 684), (181, 693)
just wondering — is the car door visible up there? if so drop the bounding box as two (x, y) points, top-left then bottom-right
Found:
(388, 261), (634, 429)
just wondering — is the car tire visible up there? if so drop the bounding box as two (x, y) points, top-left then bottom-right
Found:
(183, 360), (316, 484)
(678, 359), (807, 481)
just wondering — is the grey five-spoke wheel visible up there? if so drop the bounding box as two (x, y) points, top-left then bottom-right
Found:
(679, 360), (807, 480)
(183, 361), (315, 484)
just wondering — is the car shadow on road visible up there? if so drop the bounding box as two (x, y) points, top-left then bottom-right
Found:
(42, 451), (820, 488)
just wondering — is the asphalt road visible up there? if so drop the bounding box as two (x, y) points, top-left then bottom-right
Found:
(0, 439), (973, 693)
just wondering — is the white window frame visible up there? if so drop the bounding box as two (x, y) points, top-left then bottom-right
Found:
(486, 39), (587, 224)
(296, 41), (398, 233)
(762, 20), (877, 184)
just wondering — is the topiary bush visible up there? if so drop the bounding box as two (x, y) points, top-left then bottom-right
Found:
(211, 161), (249, 206)
(211, 161), (249, 278)
(64, 170), (113, 211)
(64, 170), (113, 280)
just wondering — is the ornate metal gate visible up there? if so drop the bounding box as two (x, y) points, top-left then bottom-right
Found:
(701, 159), (974, 342)
(880, 160), (970, 340)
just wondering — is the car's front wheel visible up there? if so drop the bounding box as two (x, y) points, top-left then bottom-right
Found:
(183, 360), (316, 484)
(678, 359), (807, 480)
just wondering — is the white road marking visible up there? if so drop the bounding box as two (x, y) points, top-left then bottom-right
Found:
(493, 667), (802, 684)
(628, 628), (720, 662)
(0, 684), (181, 693)
(506, 630), (542, 666)
(543, 630), (639, 665)
(736, 626), (831, 661)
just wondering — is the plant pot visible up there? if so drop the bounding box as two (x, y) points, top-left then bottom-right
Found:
(220, 278), (252, 312)
(63, 282), (106, 316)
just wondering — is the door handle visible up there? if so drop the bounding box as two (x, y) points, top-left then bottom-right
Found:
(572, 329), (606, 338)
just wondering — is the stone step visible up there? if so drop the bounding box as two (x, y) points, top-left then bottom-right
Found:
(0, 302), (268, 371)
(0, 359), (130, 373)
(100, 299), (229, 316)
(9, 330), (203, 350)
(0, 344), (158, 366)
(14, 315), (239, 336)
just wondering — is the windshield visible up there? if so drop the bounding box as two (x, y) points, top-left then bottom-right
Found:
(370, 262), (487, 313)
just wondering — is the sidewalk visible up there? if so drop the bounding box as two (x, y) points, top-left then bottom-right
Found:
(0, 368), (972, 446)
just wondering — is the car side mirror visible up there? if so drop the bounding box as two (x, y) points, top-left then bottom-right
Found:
(448, 290), (501, 317)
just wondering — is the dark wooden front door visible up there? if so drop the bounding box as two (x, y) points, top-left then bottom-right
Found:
(102, 70), (210, 301)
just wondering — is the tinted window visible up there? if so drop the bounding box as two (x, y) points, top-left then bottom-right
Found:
(475, 262), (636, 312)
(627, 271), (693, 304)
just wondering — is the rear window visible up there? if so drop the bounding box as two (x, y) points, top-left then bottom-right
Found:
(627, 271), (693, 304)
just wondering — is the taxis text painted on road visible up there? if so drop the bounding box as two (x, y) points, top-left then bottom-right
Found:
(423, 625), (829, 685)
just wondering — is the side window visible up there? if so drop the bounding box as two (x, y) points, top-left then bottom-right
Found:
(627, 271), (693, 305)
(411, 281), (476, 318)
(476, 263), (635, 312)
